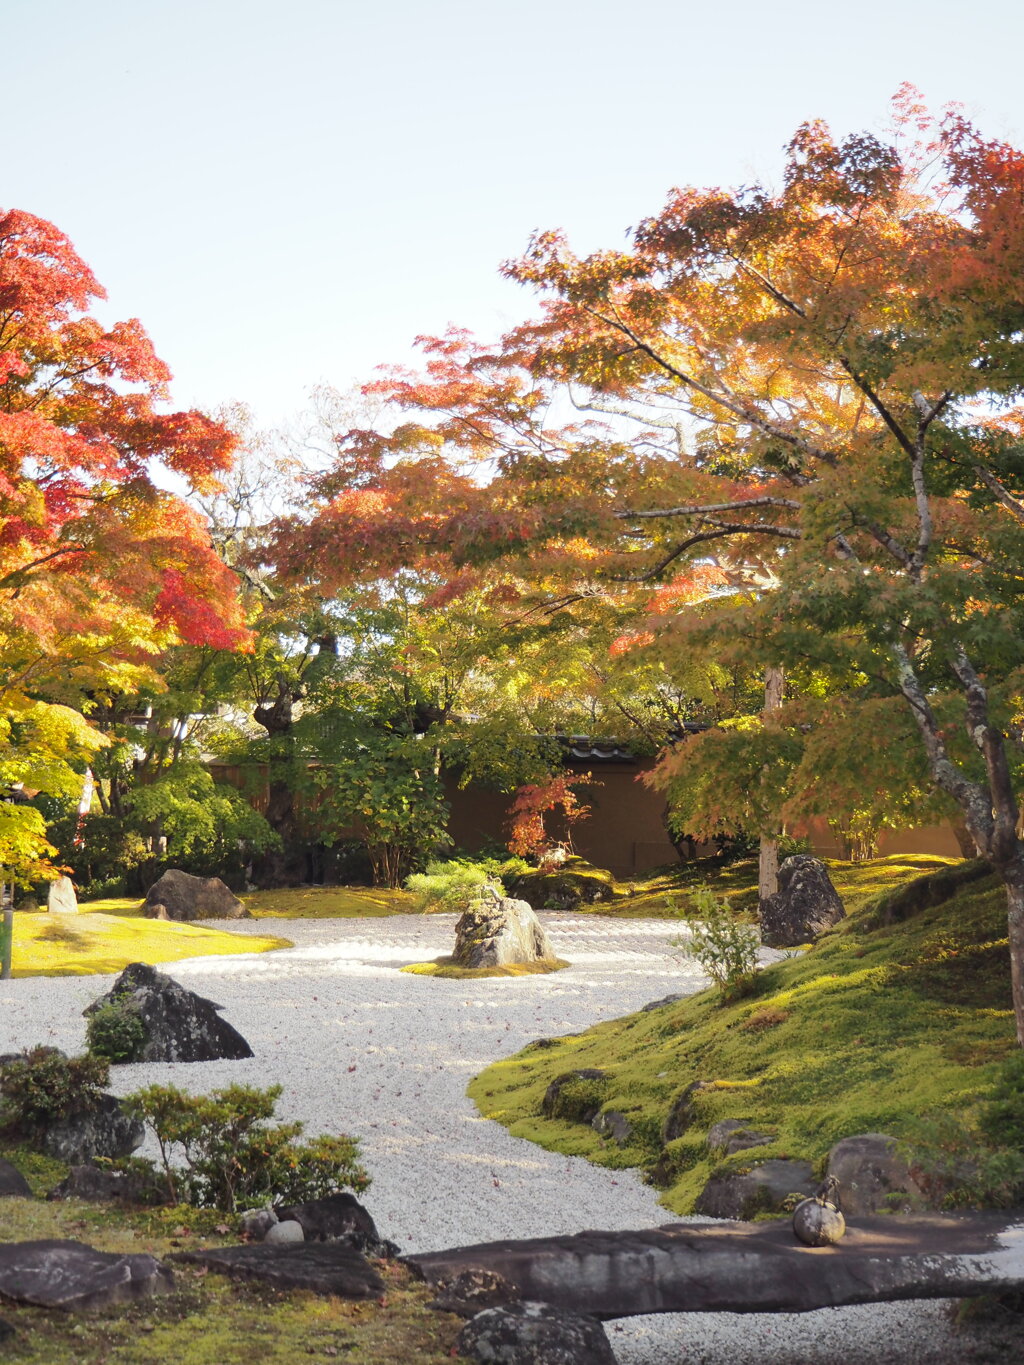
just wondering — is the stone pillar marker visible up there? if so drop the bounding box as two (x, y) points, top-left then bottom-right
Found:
(47, 876), (78, 915)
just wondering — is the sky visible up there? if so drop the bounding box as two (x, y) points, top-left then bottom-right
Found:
(6, 0), (1024, 431)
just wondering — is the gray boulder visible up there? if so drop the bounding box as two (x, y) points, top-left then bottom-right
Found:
(452, 892), (556, 969)
(408, 1211), (1024, 1318)
(170, 1243), (385, 1299)
(694, 1158), (816, 1219)
(142, 869), (247, 921)
(85, 962), (253, 1063)
(40, 1094), (144, 1165)
(47, 1164), (164, 1205)
(456, 1302), (617, 1365)
(0, 1240), (173, 1310)
(760, 855), (845, 947)
(706, 1118), (775, 1156)
(592, 1110), (633, 1146)
(264, 1219), (304, 1245)
(0, 1158), (31, 1198)
(826, 1133), (925, 1215)
(47, 876), (78, 914)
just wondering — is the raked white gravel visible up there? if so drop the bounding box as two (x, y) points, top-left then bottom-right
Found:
(0, 913), (1014, 1363)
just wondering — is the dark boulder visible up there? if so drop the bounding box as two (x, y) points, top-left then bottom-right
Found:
(47, 1164), (165, 1205)
(662, 1080), (715, 1143)
(455, 1302), (617, 1365)
(39, 1094), (144, 1165)
(505, 862), (615, 912)
(84, 962), (253, 1063)
(142, 869), (247, 921)
(170, 1243), (385, 1299)
(452, 893), (556, 969)
(0, 1158), (32, 1198)
(826, 1132), (925, 1215)
(274, 1192), (397, 1257)
(541, 1070), (608, 1123)
(760, 855), (845, 947)
(0, 1240), (173, 1310)
(694, 1158), (816, 1219)
(640, 994), (685, 1012)
(592, 1110), (633, 1146)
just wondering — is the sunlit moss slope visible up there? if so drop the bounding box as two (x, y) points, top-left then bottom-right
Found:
(469, 859), (1017, 1214)
(12, 913), (289, 977)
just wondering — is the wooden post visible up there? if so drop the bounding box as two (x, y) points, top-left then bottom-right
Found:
(758, 667), (785, 914)
(0, 879), (12, 980)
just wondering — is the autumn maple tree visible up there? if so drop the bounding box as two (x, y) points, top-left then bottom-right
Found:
(0, 208), (249, 884)
(279, 92), (1024, 1044)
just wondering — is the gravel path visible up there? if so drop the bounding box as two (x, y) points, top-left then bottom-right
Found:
(0, 914), (1014, 1363)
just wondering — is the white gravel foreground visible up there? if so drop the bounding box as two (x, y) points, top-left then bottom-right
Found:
(0, 913), (1016, 1363)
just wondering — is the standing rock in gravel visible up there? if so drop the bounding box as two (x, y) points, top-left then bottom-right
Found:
(142, 869), (247, 921)
(84, 962), (253, 1063)
(760, 855), (845, 947)
(456, 1302), (617, 1365)
(47, 876), (78, 914)
(452, 892), (556, 968)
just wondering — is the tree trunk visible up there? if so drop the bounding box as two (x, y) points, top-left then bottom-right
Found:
(252, 681), (305, 886)
(1007, 870), (1024, 1047)
(758, 666), (785, 916)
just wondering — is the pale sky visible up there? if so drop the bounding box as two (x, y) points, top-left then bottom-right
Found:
(6, 0), (1024, 429)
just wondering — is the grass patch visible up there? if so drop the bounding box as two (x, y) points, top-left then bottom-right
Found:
(556, 853), (959, 918)
(0, 1170), (460, 1364)
(468, 858), (1018, 1213)
(9, 913), (289, 977)
(400, 956), (571, 979)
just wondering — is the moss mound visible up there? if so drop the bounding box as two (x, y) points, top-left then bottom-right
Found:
(401, 956), (570, 979)
(11, 913), (289, 977)
(468, 860), (1018, 1212)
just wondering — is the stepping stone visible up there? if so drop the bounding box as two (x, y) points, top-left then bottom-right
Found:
(170, 1243), (385, 1299)
(0, 1240), (173, 1311)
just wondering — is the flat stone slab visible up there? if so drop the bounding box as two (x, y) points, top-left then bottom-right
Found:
(170, 1243), (385, 1299)
(406, 1211), (1024, 1319)
(0, 1240), (173, 1311)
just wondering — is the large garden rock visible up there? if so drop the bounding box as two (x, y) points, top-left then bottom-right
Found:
(84, 962), (253, 1063)
(759, 855), (845, 947)
(47, 876), (78, 914)
(40, 1093), (144, 1164)
(408, 1211), (1024, 1318)
(142, 868), (247, 921)
(0, 1240), (173, 1310)
(0, 1157), (32, 1197)
(429, 1266), (522, 1317)
(170, 1243), (385, 1299)
(505, 861), (615, 912)
(694, 1158), (816, 1219)
(706, 1118), (774, 1156)
(47, 1164), (164, 1205)
(826, 1133), (925, 1215)
(455, 1302), (617, 1365)
(452, 893), (556, 968)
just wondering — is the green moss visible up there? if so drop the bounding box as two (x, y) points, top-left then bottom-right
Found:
(401, 956), (570, 978)
(468, 859), (1018, 1214)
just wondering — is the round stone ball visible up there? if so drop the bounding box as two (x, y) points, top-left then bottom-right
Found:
(264, 1218), (305, 1245)
(792, 1197), (846, 1246)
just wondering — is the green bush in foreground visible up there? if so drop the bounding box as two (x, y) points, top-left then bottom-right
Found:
(125, 1082), (369, 1212)
(0, 1049), (110, 1132)
(86, 999), (147, 1063)
(674, 884), (760, 1001)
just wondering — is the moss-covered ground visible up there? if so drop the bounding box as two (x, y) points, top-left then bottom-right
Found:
(80, 886), (418, 921)
(400, 956), (571, 979)
(468, 859), (1019, 1214)
(0, 1169), (460, 1364)
(9, 913), (289, 978)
